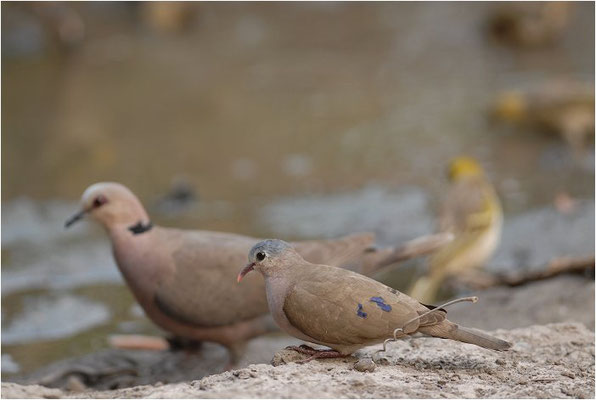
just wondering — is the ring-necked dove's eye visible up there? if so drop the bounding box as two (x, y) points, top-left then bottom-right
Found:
(256, 252), (266, 261)
(93, 195), (107, 208)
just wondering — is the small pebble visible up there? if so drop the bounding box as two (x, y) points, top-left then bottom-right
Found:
(372, 355), (390, 365)
(271, 349), (305, 366)
(65, 375), (86, 393)
(561, 371), (575, 379)
(353, 358), (376, 373)
(233, 370), (252, 379)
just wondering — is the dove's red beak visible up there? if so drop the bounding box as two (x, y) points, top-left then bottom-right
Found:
(237, 262), (255, 283)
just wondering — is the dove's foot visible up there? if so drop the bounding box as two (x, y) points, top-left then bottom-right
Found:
(285, 344), (318, 355)
(286, 345), (348, 363)
(166, 336), (203, 351)
(223, 341), (249, 371)
(297, 350), (348, 364)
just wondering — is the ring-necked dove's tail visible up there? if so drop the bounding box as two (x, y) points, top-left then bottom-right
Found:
(238, 239), (511, 362)
(409, 157), (503, 303)
(65, 182), (450, 364)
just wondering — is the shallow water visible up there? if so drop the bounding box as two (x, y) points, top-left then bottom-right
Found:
(2, 2), (594, 376)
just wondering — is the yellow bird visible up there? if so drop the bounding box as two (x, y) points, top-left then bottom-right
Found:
(409, 157), (503, 304)
(487, 2), (572, 48)
(492, 80), (595, 153)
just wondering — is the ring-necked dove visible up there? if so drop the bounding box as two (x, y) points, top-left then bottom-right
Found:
(238, 239), (511, 362)
(65, 182), (451, 363)
(410, 157), (502, 303)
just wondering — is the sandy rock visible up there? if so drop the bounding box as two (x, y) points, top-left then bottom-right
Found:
(270, 348), (307, 366)
(353, 358), (376, 373)
(4, 322), (591, 399)
(448, 275), (595, 331)
(271, 347), (358, 367)
(1, 382), (64, 399)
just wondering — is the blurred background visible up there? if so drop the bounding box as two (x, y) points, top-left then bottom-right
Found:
(2, 1), (594, 384)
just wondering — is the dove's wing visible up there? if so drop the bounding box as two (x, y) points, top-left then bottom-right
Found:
(292, 233), (377, 271)
(282, 265), (444, 347)
(153, 229), (269, 328)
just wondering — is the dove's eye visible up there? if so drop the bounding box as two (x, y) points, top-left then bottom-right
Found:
(93, 195), (108, 208)
(256, 252), (266, 261)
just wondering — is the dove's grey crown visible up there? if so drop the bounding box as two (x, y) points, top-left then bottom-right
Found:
(249, 239), (292, 259)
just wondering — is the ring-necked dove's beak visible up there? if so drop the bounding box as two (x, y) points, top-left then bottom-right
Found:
(65, 209), (87, 228)
(237, 262), (255, 283)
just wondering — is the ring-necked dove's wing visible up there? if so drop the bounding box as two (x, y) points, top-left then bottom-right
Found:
(292, 233), (380, 271)
(153, 230), (269, 327)
(293, 233), (448, 275)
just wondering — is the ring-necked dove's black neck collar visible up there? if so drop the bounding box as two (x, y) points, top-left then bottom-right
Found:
(128, 221), (153, 235)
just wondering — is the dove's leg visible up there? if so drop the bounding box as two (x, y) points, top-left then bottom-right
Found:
(285, 345), (348, 363)
(220, 316), (279, 369)
(224, 341), (248, 370)
(296, 350), (348, 363)
(285, 344), (319, 355)
(149, 313), (278, 369)
(167, 335), (203, 351)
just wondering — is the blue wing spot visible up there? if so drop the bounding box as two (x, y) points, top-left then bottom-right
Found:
(356, 303), (367, 318)
(370, 296), (392, 312)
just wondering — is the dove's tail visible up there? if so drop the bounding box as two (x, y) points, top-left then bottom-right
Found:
(418, 320), (512, 351)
